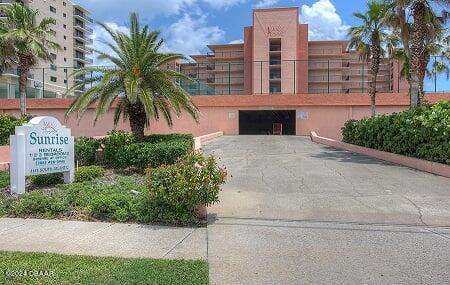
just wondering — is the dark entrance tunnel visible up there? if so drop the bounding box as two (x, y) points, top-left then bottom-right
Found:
(238, 110), (296, 135)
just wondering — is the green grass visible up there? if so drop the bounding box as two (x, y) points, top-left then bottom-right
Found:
(0, 251), (208, 285)
(0, 171), (9, 189)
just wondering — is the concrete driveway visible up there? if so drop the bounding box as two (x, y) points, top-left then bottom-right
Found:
(203, 136), (450, 285)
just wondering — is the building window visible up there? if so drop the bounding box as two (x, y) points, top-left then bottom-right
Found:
(50, 76), (57, 83)
(64, 68), (67, 73)
(50, 64), (57, 71)
(63, 2), (66, 6)
(64, 79), (67, 84)
(64, 58), (67, 62)
(50, 6), (56, 13)
(63, 13), (66, 18)
(64, 46), (67, 51)
(63, 24), (67, 29)
(64, 35), (67, 40)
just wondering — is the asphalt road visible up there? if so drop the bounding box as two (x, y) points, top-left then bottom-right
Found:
(204, 136), (450, 285)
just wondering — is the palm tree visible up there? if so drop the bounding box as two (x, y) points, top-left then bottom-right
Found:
(0, 3), (60, 114)
(65, 13), (199, 142)
(0, 39), (15, 76)
(386, 0), (450, 107)
(348, 1), (394, 117)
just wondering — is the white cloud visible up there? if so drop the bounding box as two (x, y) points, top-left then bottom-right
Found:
(91, 23), (130, 65)
(229, 39), (244, 44)
(202, 0), (247, 9)
(300, 0), (350, 40)
(76, 0), (197, 21)
(163, 14), (225, 55)
(254, 0), (279, 8)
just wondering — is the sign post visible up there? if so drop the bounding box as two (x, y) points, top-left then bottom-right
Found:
(10, 116), (74, 195)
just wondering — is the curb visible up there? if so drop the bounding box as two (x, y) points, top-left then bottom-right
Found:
(310, 131), (450, 178)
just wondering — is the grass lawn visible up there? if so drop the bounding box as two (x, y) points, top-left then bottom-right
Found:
(0, 251), (208, 285)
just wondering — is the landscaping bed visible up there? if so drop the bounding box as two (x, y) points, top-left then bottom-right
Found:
(0, 251), (208, 285)
(342, 101), (450, 165)
(0, 131), (227, 226)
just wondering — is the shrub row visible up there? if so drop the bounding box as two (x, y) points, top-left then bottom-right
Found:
(342, 101), (450, 165)
(0, 114), (33, 145)
(75, 130), (194, 170)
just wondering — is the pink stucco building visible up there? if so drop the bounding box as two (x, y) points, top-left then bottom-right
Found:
(1, 7), (448, 140)
(178, 7), (408, 96)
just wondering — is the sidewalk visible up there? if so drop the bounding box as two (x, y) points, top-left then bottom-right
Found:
(0, 218), (207, 260)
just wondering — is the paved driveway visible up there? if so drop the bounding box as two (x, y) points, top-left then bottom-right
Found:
(204, 136), (450, 285)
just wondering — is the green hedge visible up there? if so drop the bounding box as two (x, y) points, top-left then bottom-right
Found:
(0, 114), (33, 145)
(74, 131), (194, 170)
(342, 101), (450, 165)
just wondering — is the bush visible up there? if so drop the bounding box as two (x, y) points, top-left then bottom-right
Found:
(113, 139), (193, 170)
(30, 173), (64, 187)
(9, 190), (68, 218)
(342, 101), (450, 165)
(145, 152), (226, 225)
(75, 137), (102, 166)
(75, 166), (106, 182)
(0, 114), (33, 145)
(101, 130), (135, 166)
(0, 171), (9, 189)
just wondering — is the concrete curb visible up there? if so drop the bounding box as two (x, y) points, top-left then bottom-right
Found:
(194, 131), (224, 151)
(310, 131), (450, 178)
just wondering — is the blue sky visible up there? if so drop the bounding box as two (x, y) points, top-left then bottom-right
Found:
(75, 0), (449, 91)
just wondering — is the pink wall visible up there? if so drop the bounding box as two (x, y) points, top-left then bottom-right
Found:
(297, 24), (309, 93)
(244, 26), (253, 95)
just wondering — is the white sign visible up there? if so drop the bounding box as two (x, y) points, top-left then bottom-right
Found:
(10, 116), (74, 194)
(296, 110), (309, 120)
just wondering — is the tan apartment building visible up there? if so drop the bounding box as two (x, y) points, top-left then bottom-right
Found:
(0, 0), (93, 99)
(178, 7), (405, 96)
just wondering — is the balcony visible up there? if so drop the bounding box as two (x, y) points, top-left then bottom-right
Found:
(73, 32), (93, 44)
(73, 10), (93, 23)
(74, 43), (91, 54)
(206, 51), (244, 60)
(73, 55), (93, 64)
(309, 48), (343, 56)
(74, 23), (93, 34)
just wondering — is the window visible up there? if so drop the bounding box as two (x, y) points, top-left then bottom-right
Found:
(64, 58), (67, 62)
(63, 13), (66, 18)
(63, 2), (66, 6)
(50, 6), (56, 13)
(64, 68), (67, 73)
(50, 64), (57, 71)
(63, 47), (67, 51)
(50, 76), (57, 83)
(63, 24), (66, 29)
(64, 79), (67, 84)
(63, 35), (67, 40)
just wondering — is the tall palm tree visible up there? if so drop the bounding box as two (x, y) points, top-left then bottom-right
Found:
(0, 39), (15, 76)
(386, 0), (450, 107)
(0, 3), (60, 114)
(66, 13), (199, 142)
(348, 1), (394, 117)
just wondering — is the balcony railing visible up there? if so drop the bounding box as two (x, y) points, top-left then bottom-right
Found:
(1, 58), (447, 99)
(74, 10), (93, 23)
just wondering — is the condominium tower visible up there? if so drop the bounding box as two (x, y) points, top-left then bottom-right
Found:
(0, 0), (93, 99)
(178, 7), (406, 96)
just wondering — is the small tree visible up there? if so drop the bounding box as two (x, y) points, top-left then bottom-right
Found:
(348, 1), (395, 117)
(0, 3), (60, 114)
(66, 13), (199, 142)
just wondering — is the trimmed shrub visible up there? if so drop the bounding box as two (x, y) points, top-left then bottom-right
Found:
(75, 137), (102, 166)
(101, 130), (135, 166)
(113, 139), (193, 170)
(342, 101), (450, 165)
(145, 152), (227, 225)
(75, 166), (106, 182)
(143, 134), (193, 144)
(0, 114), (33, 145)
(30, 173), (64, 187)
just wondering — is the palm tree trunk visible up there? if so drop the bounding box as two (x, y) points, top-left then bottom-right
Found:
(369, 38), (381, 118)
(128, 102), (146, 142)
(17, 62), (29, 115)
(410, 0), (427, 108)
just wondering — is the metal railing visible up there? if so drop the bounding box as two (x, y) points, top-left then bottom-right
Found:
(1, 57), (448, 99)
